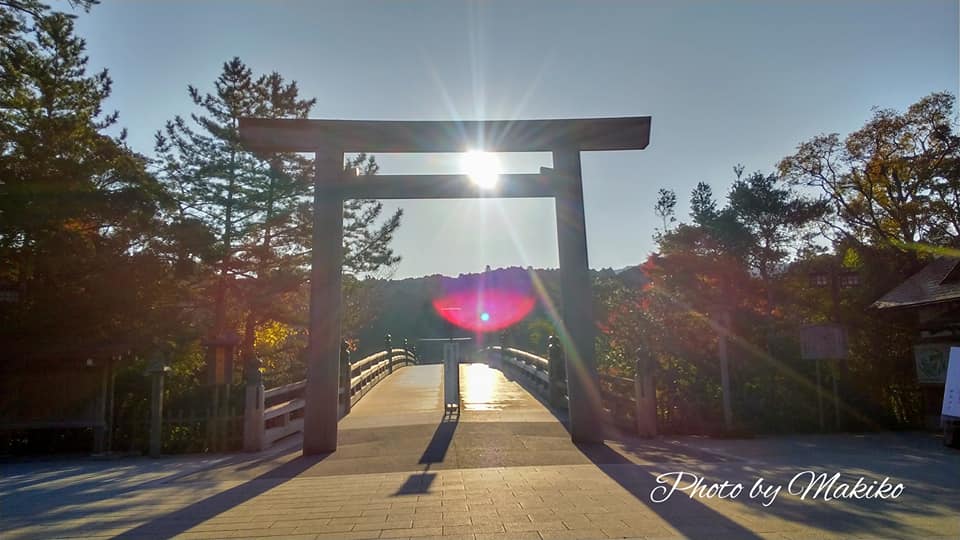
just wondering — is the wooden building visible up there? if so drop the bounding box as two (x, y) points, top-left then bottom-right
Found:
(873, 257), (960, 429)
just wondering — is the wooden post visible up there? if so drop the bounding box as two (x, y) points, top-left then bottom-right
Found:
(831, 361), (840, 429)
(498, 332), (507, 367)
(547, 335), (567, 409)
(303, 147), (343, 455)
(830, 267), (846, 431)
(816, 358), (825, 431)
(242, 355), (264, 452)
(715, 309), (734, 433)
(147, 353), (170, 458)
(209, 385), (220, 452)
(634, 347), (657, 438)
(552, 149), (603, 444)
(385, 334), (393, 374)
(94, 359), (108, 454)
(340, 340), (352, 415)
(105, 355), (116, 454)
(221, 382), (231, 451)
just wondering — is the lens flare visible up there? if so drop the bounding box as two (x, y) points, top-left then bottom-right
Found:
(462, 150), (500, 189)
(433, 290), (534, 332)
(432, 268), (535, 332)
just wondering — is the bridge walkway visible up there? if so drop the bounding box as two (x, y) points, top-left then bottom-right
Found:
(187, 362), (603, 481)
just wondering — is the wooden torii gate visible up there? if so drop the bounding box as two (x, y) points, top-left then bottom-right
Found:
(239, 117), (651, 454)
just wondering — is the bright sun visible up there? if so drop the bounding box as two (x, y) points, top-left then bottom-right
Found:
(462, 150), (501, 189)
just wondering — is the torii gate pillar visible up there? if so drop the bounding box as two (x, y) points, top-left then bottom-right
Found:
(304, 147), (344, 454)
(553, 148), (602, 444)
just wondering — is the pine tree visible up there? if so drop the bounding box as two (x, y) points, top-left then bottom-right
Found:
(155, 58), (402, 375)
(0, 2), (168, 352)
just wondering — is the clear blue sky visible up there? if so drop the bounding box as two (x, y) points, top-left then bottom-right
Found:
(73, 0), (958, 278)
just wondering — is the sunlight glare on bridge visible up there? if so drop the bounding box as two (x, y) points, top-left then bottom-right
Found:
(461, 363), (498, 410)
(462, 363), (523, 411)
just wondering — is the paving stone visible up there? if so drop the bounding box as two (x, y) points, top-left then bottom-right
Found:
(474, 533), (541, 540)
(503, 519), (566, 532)
(441, 523), (506, 535)
(379, 526), (444, 538)
(538, 530), (610, 540)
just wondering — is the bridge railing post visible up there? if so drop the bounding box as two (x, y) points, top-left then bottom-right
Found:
(548, 335), (567, 409)
(634, 346), (657, 438)
(242, 353), (265, 452)
(411, 344), (418, 365)
(384, 334), (393, 374)
(403, 338), (410, 366)
(340, 340), (352, 415)
(146, 351), (170, 458)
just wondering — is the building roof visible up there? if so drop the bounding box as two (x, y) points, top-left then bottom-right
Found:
(872, 257), (960, 310)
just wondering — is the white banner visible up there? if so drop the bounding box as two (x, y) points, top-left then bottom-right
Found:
(942, 347), (960, 418)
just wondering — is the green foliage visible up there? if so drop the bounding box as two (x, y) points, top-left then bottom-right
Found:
(597, 104), (954, 434)
(154, 58), (317, 333)
(689, 181), (718, 225)
(0, 2), (179, 354)
(343, 155), (403, 275)
(653, 187), (677, 238)
(779, 91), (960, 253)
(155, 58), (403, 384)
(1, 4), (406, 453)
(727, 168), (828, 281)
(518, 317), (556, 354)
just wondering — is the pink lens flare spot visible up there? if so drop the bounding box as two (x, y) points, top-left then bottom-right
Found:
(433, 290), (535, 332)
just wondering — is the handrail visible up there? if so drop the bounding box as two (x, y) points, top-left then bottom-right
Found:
(483, 344), (657, 437)
(347, 348), (416, 406)
(248, 345), (417, 451)
(264, 398), (303, 421)
(264, 380), (306, 403)
(499, 346), (550, 371)
(483, 345), (554, 397)
(349, 349), (390, 374)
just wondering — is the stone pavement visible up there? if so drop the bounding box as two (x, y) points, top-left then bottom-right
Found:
(1, 363), (958, 539)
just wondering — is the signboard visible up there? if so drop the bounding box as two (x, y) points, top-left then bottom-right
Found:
(799, 324), (847, 360)
(914, 343), (952, 384)
(942, 347), (960, 418)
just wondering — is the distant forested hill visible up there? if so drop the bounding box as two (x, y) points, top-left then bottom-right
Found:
(350, 265), (647, 361)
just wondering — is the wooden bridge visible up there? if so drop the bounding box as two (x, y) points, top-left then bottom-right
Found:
(3, 343), (957, 539)
(245, 341), (658, 453)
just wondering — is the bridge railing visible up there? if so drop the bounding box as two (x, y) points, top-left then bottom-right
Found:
(262, 380), (306, 448)
(345, 347), (417, 409)
(484, 340), (657, 438)
(597, 373), (640, 433)
(485, 345), (562, 405)
(246, 340), (418, 451)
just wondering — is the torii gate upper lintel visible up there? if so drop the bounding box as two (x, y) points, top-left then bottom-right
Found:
(238, 117), (652, 454)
